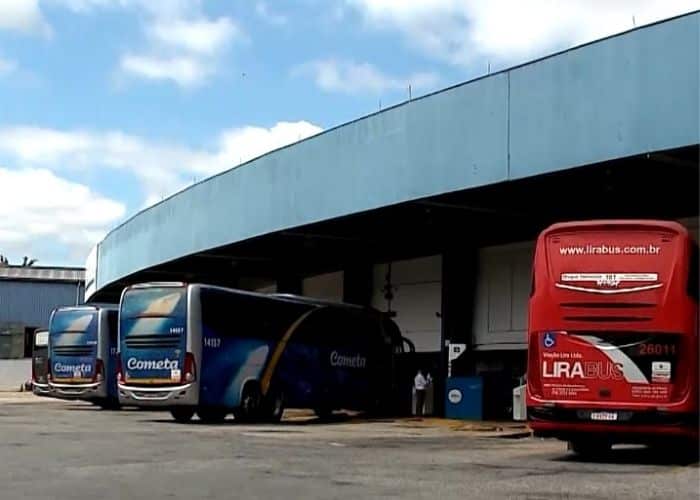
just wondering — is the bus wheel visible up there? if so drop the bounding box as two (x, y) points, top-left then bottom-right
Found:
(197, 408), (227, 424)
(264, 389), (285, 423)
(235, 383), (262, 422)
(170, 408), (195, 423)
(568, 439), (611, 458)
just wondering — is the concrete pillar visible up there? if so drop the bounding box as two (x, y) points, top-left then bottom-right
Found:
(438, 246), (478, 416)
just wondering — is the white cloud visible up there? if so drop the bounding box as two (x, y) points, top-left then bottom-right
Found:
(256, 1), (288, 26)
(0, 0), (50, 36)
(148, 17), (243, 55)
(0, 121), (323, 209)
(346, 0), (700, 67)
(294, 59), (439, 95)
(215, 121), (324, 166)
(0, 167), (125, 263)
(119, 16), (244, 86)
(26, 1), (242, 88)
(121, 14), (244, 88)
(120, 54), (211, 87)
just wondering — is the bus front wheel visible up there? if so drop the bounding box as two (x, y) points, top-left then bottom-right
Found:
(170, 407), (195, 423)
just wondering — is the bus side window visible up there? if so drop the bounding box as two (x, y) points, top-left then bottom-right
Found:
(689, 243), (699, 302)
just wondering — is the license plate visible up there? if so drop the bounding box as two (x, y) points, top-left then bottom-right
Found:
(590, 411), (618, 421)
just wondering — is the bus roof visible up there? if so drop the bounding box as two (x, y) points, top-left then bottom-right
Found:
(52, 304), (117, 314)
(270, 293), (372, 312)
(124, 282), (380, 314)
(540, 219), (690, 238)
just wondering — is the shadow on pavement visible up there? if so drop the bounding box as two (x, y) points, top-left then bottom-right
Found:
(554, 445), (699, 467)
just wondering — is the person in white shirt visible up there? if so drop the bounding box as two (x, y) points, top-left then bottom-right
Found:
(414, 370), (427, 416)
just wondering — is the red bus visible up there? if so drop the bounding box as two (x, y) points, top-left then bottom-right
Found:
(526, 220), (698, 456)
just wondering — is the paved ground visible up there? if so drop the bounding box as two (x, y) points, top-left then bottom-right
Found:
(0, 395), (697, 500)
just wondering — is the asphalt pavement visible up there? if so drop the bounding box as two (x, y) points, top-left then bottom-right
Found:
(0, 395), (697, 500)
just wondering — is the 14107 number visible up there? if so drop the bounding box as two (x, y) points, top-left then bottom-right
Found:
(204, 338), (221, 348)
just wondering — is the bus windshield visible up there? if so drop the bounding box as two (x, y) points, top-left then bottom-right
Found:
(121, 287), (187, 339)
(49, 310), (98, 346)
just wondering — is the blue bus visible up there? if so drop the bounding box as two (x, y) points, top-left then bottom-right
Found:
(117, 282), (410, 423)
(48, 305), (120, 409)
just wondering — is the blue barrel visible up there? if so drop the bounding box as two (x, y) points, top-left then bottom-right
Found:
(444, 376), (482, 420)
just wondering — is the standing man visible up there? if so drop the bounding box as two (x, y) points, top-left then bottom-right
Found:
(414, 369), (427, 416)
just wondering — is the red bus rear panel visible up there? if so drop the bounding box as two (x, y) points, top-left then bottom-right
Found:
(526, 220), (698, 443)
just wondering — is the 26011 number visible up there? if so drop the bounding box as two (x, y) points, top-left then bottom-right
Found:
(638, 343), (676, 356)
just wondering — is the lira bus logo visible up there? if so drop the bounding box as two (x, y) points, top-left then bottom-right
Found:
(556, 273), (661, 294)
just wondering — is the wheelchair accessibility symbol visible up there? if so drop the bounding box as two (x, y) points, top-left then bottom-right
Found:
(543, 332), (557, 349)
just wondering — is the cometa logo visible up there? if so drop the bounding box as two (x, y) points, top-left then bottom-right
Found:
(54, 362), (92, 374)
(330, 351), (367, 369)
(126, 358), (179, 370)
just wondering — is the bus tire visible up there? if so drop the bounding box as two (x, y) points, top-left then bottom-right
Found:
(170, 407), (195, 423)
(568, 439), (611, 458)
(234, 382), (262, 422)
(264, 388), (285, 423)
(197, 407), (227, 424)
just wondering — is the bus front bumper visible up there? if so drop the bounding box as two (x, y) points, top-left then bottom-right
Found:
(118, 383), (197, 407)
(49, 381), (106, 400)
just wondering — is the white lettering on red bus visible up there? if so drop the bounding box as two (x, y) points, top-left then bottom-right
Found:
(542, 360), (623, 380)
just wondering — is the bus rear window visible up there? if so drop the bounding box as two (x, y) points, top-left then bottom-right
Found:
(34, 331), (48, 347)
(50, 310), (96, 334)
(121, 287), (186, 319)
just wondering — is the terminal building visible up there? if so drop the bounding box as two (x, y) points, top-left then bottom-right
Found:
(86, 13), (699, 419)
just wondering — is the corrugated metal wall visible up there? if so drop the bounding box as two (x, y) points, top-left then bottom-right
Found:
(0, 281), (84, 329)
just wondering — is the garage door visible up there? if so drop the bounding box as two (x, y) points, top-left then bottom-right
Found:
(372, 256), (442, 352)
(472, 241), (533, 351)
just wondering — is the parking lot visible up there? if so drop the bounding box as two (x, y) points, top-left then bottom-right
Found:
(0, 395), (697, 500)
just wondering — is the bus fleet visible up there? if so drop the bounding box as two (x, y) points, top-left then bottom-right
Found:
(28, 218), (698, 457)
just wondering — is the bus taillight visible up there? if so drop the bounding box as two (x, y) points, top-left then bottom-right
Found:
(183, 353), (196, 383)
(47, 358), (52, 382)
(116, 354), (124, 384)
(94, 359), (105, 383)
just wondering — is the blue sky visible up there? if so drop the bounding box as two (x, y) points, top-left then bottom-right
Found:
(0, 0), (697, 266)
